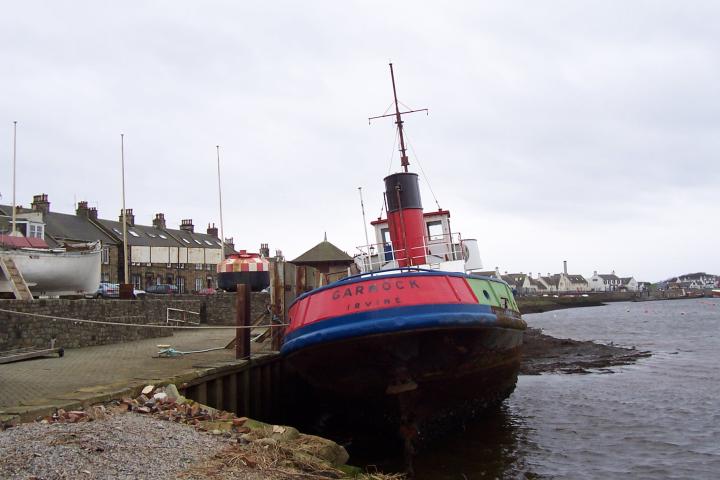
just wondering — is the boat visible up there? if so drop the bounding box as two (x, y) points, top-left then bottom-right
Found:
(216, 249), (270, 292)
(712, 289), (720, 298)
(280, 64), (526, 451)
(0, 122), (101, 298)
(0, 234), (101, 298)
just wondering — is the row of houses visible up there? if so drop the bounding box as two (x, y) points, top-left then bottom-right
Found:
(1, 194), (239, 293)
(660, 272), (719, 290)
(477, 264), (648, 294)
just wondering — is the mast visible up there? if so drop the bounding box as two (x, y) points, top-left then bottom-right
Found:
(369, 64), (429, 267)
(120, 133), (129, 284)
(11, 121), (17, 236)
(368, 63), (428, 173)
(216, 145), (225, 257)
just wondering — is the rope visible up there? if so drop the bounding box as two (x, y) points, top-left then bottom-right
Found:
(0, 308), (288, 330)
(404, 127), (442, 210)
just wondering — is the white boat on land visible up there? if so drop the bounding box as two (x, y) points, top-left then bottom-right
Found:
(0, 236), (101, 297)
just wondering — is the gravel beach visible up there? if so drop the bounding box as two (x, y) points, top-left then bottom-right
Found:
(0, 413), (231, 480)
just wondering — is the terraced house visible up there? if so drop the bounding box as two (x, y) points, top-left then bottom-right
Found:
(1, 194), (236, 293)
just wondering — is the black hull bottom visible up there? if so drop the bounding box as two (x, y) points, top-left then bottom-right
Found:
(282, 325), (524, 447)
(217, 271), (270, 292)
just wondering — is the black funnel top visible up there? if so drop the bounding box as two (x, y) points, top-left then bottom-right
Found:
(384, 172), (423, 212)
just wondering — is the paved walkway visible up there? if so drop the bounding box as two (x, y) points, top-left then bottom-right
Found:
(0, 329), (273, 414)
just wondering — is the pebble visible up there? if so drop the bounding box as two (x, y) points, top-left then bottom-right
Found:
(0, 414), (229, 479)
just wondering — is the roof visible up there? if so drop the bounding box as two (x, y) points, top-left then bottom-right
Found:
(620, 277), (635, 285)
(541, 274), (561, 287)
(566, 275), (587, 284)
(96, 219), (184, 247)
(0, 233), (49, 248)
(1, 204), (117, 247)
(598, 274), (620, 281)
(528, 277), (547, 289)
(291, 240), (353, 265)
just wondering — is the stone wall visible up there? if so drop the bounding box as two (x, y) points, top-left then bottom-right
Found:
(0, 292), (271, 352)
(0, 299), (171, 351)
(145, 292), (270, 325)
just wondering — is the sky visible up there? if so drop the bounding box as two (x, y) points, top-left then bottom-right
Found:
(1, 1), (718, 282)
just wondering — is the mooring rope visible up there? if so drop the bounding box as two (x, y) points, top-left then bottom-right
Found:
(0, 308), (288, 330)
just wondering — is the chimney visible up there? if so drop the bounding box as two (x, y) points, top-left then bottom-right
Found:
(563, 260), (568, 275)
(225, 237), (235, 251)
(88, 207), (98, 220)
(206, 222), (218, 237)
(76, 201), (89, 217)
(593, 270), (598, 276)
(153, 213), (166, 229)
(119, 208), (135, 226)
(612, 269), (616, 275)
(31, 194), (50, 214)
(260, 243), (270, 257)
(180, 219), (194, 233)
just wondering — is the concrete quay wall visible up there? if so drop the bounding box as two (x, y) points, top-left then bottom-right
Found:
(0, 292), (270, 352)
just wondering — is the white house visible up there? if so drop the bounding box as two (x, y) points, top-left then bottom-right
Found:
(587, 271), (623, 292)
(620, 277), (639, 291)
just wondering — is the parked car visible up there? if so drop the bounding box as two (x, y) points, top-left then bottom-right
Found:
(197, 287), (216, 296)
(145, 284), (178, 295)
(92, 283), (146, 299)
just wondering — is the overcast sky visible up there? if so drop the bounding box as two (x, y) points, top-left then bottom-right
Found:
(1, 1), (718, 282)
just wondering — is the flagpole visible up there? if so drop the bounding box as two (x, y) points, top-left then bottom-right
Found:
(11, 121), (17, 236)
(120, 133), (129, 284)
(216, 145), (225, 256)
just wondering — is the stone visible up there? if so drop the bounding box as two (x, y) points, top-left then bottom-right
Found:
(163, 384), (181, 401)
(135, 406), (151, 414)
(232, 417), (247, 427)
(141, 385), (155, 395)
(153, 392), (167, 402)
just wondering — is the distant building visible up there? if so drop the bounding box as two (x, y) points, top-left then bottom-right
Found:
(501, 273), (531, 295)
(290, 234), (354, 283)
(666, 272), (718, 290)
(620, 277), (639, 292)
(587, 271), (622, 292)
(1, 194), (235, 293)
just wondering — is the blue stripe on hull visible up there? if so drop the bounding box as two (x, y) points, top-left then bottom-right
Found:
(281, 303), (500, 356)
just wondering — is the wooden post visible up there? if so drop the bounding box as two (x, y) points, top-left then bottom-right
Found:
(270, 261), (285, 351)
(235, 284), (251, 359)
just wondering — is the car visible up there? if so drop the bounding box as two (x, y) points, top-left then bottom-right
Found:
(94, 282), (119, 299)
(92, 283), (146, 299)
(145, 284), (178, 295)
(197, 287), (216, 295)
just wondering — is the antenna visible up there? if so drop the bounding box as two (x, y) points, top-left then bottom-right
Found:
(358, 187), (370, 248)
(368, 63), (428, 172)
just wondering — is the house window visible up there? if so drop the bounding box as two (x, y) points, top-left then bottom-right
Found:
(206, 276), (214, 288)
(28, 223), (44, 239)
(195, 263), (203, 270)
(195, 277), (204, 291)
(426, 221), (443, 240)
(176, 276), (185, 294)
(101, 247), (110, 265)
(132, 274), (142, 290)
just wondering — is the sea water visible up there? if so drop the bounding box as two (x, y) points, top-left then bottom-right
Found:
(411, 298), (720, 479)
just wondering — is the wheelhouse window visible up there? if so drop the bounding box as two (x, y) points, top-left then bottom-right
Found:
(426, 221), (443, 241)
